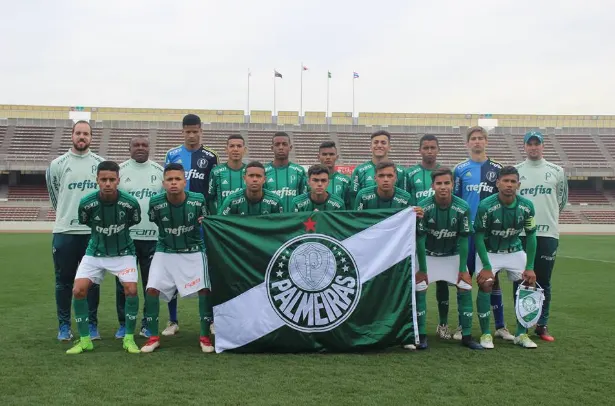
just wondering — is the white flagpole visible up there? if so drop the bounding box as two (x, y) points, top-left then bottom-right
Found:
(300, 62), (303, 118)
(274, 70), (277, 117)
(326, 73), (330, 118)
(247, 69), (251, 116)
(352, 73), (355, 118)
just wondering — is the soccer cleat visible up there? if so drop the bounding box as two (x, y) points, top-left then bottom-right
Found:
(436, 324), (451, 340)
(494, 327), (515, 341)
(417, 335), (428, 350)
(57, 324), (73, 341)
(123, 337), (140, 354)
(402, 344), (416, 350)
(139, 327), (152, 338)
(514, 334), (538, 349)
(66, 338), (94, 355)
(140, 337), (161, 353)
(200, 336), (215, 353)
(89, 324), (101, 340)
(161, 321), (179, 336)
(115, 324), (126, 339)
(461, 335), (484, 350)
(480, 334), (494, 349)
(535, 325), (555, 342)
(210, 323), (216, 335)
(452, 326), (463, 341)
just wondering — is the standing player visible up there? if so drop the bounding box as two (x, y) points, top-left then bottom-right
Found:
(219, 161), (283, 216)
(453, 126), (511, 341)
(163, 114), (218, 336)
(317, 141), (351, 208)
(46, 120), (104, 341)
(350, 130), (405, 205)
(207, 134), (247, 214)
(140, 163), (214, 353)
(354, 162), (413, 210)
(66, 161), (141, 354)
(474, 166), (538, 349)
(116, 135), (164, 339)
(515, 131), (568, 341)
(264, 132), (307, 211)
(292, 164), (346, 212)
(415, 168), (482, 350)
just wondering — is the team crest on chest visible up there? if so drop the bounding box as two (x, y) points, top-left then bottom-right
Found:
(486, 171), (497, 182)
(197, 158), (209, 169)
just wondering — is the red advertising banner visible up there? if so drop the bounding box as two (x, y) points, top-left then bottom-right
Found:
(335, 165), (355, 176)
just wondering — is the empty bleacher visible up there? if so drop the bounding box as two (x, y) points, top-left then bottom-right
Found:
(560, 211), (583, 224)
(0, 125), (6, 149)
(336, 132), (372, 165)
(8, 185), (48, 201)
(0, 207), (39, 221)
(246, 131), (275, 163)
(582, 211), (615, 224)
(106, 128), (149, 162)
(292, 132), (334, 165)
(555, 130), (606, 165)
(567, 188), (610, 205)
(7, 126), (55, 159)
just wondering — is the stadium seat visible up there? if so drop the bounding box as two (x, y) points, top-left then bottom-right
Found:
(0, 207), (39, 221)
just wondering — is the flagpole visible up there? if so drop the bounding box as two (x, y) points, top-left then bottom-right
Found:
(326, 73), (330, 119)
(300, 62), (303, 119)
(352, 73), (355, 118)
(274, 70), (277, 117)
(247, 69), (251, 117)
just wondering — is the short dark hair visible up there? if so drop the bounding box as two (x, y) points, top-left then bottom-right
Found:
(245, 161), (265, 172)
(497, 166), (518, 180)
(431, 167), (453, 183)
(164, 163), (185, 174)
(308, 164), (330, 178)
(130, 135), (149, 146)
(182, 114), (201, 128)
(371, 130), (391, 141)
(227, 134), (245, 144)
(420, 134), (439, 148)
(97, 161), (120, 175)
(72, 120), (92, 135)
(466, 126), (488, 141)
(319, 141), (337, 150)
(375, 161), (396, 174)
(272, 131), (290, 142)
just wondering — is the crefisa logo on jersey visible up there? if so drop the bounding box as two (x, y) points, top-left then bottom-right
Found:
(266, 234), (361, 333)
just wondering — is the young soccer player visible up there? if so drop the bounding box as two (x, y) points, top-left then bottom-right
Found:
(292, 164), (345, 212)
(318, 141), (351, 208)
(207, 134), (247, 214)
(263, 132), (307, 211)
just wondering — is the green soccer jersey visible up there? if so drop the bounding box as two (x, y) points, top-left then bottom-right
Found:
(119, 159), (164, 241)
(291, 192), (346, 212)
(474, 194), (537, 253)
(405, 164), (440, 205)
(78, 190), (141, 257)
(327, 171), (352, 208)
(263, 162), (307, 211)
(350, 161), (406, 205)
(354, 186), (412, 210)
(417, 195), (471, 256)
(148, 191), (207, 253)
(219, 189), (283, 216)
(46, 149), (105, 234)
(207, 163), (246, 214)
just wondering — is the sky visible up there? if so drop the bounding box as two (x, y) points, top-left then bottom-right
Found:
(1, 0), (613, 115)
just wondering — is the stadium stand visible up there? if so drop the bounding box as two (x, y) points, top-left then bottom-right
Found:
(8, 185), (48, 201)
(0, 125), (6, 149)
(567, 188), (610, 205)
(106, 128), (148, 162)
(7, 126), (55, 159)
(246, 130), (275, 162)
(292, 132), (334, 164)
(560, 211), (583, 224)
(0, 207), (39, 221)
(555, 129), (607, 165)
(582, 211), (615, 224)
(57, 126), (103, 156)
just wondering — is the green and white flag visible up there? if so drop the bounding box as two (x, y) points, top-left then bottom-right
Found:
(203, 207), (417, 353)
(515, 283), (545, 328)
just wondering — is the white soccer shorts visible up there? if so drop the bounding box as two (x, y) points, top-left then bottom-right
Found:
(147, 252), (210, 302)
(75, 255), (138, 285)
(475, 251), (526, 282)
(419, 255), (472, 291)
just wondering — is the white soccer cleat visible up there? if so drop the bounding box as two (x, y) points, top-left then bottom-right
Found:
(140, 338), (160, 353)
(514, 334), (538, 349)
(210, 323), (216, 335)
(452, 326), (463, 341)
(436, 324), (451, 340)
(480, 334), (494, 349)
(403, 344), (416, 350)
(495, 327), (515, 341)
(161, 322), (179, 336)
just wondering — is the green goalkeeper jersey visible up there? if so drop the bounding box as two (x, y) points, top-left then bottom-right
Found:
(350, 161), (406, 205)
(119, 159), (164, 241)
(515, 158), (568, 239)
(207, 163), (246, 214)
(354, 186), (412, 210)
(148, 191), (206, 253)
(263, 162), (307, 212)
(46, 149), (105, 234)
(405, 164), (439, 205)
(417, 195), (471, 256)
(291, 192), (346, 212)
(219, 189), (284, 216)
(78, 190), (141, 257)
(474, 194), (537, 253)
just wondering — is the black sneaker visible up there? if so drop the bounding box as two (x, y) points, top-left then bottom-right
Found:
(417, 334), (429, 350)
(462, 335), (484, 350)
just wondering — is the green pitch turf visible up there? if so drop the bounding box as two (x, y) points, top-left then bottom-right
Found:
(0, 234), (613, 405)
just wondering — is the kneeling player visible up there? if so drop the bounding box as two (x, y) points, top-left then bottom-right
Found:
(292, 164), (345, 212)
(67, 161), (142, 354)
(141, 163), (214, 353)
(474, 166), (538, 349)
(218, 161), (283, 215)
(415, 168), (482, 350)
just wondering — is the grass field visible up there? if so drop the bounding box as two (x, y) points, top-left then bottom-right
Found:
(1, 233), (614, 406)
